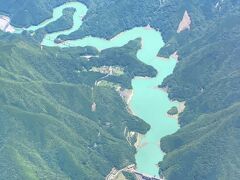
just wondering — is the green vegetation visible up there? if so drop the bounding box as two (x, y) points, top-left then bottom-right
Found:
(58, 0), (161, 40)
(44, 8), (76, 33)
(0, 0), (71, 27)
(83, 38), (157, 89)
(157, 1), (240, 180)
(122, 171), (136, 180)
(167, 106), (178, 116)
(1, 0), (240, 179)
(0, 32), (151, 179)
(97, 81), (119, 89)
(160, 103), (240, 180)
(32, 7), (76, 42)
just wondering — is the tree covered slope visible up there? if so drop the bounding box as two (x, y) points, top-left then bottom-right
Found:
(1, 0), (240, 179)
(157, 1), (240, 180)
(0, 33), (152, 179)
(0, 0), (68, 27)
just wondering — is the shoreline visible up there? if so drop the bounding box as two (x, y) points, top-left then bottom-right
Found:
(126, 90), (134, 105)
(134, 133), (145, 149)
(158, 86), (169, 93)
(118, 88), (133, 105)
(167, 101), (186, 120)
(28, 2), (182, 176)
(157, 51), (179, 61)
(170, 51), (179, 61)
(117, 88), (136, 115)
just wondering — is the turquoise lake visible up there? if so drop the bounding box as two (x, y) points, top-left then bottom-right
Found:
(22, 2), (180, 177)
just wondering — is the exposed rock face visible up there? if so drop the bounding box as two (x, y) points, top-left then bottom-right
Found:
(177, 11), (191, 33)
(170, 51), (179, 61)
(0, 15), (15, 32)
(91, 102), (96, 112)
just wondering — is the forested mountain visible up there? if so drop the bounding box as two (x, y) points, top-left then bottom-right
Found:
(0, 33), (152, 179)
(0, 0), (240, 180)
(157, 1), (240, 180)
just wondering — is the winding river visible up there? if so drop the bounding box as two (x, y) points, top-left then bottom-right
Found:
(21, 2), (179, 177)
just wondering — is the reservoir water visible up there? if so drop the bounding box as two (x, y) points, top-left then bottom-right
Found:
(22, 2), (180, 177)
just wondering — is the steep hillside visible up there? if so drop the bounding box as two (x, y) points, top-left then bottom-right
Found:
(157, 1), (240, 179)
(1, 0), (240, 179)
(0, 33), (152, 179)
(0, 0), (68, 27)
(160, 102), (240, 180)
(30, 7), (76, 43)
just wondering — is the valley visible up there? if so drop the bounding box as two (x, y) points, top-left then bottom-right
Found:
(18, 1), (182, 178)
(1, 0), (240, 179)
